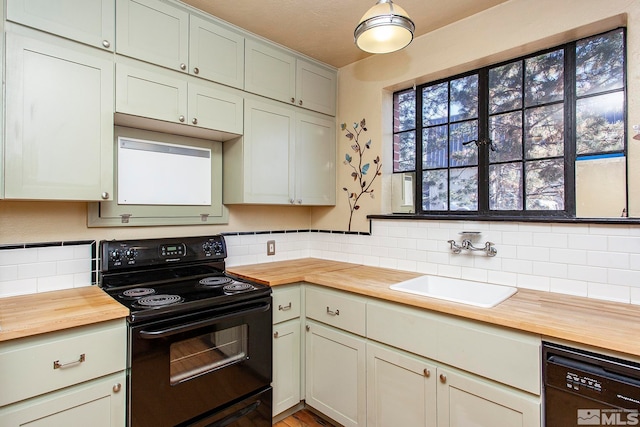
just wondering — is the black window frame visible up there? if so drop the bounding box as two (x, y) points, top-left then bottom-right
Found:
(392, 27), (628, 220)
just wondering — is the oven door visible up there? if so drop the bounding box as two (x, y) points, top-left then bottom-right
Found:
(128, 296), (272, 427)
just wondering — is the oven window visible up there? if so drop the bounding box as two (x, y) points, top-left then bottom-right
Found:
(170, 325), (248, 385)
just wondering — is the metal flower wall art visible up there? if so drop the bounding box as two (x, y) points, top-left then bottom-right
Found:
(341, 119), (382, 231)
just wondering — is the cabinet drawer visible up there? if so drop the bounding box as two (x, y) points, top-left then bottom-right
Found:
(0, 320), (126, 407)
(305, 286), (366, 336)
(273, 286), (301, 324)
(0, 372), (126, 427)
(367, 301), (540, 395)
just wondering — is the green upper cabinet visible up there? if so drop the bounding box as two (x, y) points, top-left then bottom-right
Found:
(115, 57), (243, 138)
(223, 96), (335, 206)
(189, 15), (244, 89)
(245, 39), (336, 116)
(4, 28), (114, 201)
(116, 0), (245, 89)
(6, 0), (115, 51)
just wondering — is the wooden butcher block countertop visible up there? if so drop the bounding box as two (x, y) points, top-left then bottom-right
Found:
(0, 286), (129, 342)
(228, 258), (640, 358)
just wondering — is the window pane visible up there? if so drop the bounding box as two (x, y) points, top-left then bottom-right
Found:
(423, 83), (448, 126)
(423, 125), (448, 169)
(576, 29), (624, 96)
(393, 131), (416, 172)
(490, 112), (523, 163)
(490, 163), (523, 210)
(525, 104), (564, 159)
(394, 90), (416, 131)
(422, 170), (448, 210)
(489, 62), (523, 114)
(525, 159), (564, 210)
(450, 75), (478, 122)
(450, 167), (478, 211)
(450, 120), (478, 167)
(576, 92), (625, 155)
(525, 50), (564, 107)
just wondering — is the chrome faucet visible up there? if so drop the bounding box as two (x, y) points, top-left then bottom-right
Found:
(448, 239), (497, 257)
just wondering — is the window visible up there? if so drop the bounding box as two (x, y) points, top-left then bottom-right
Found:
(393, 28), (627, 218)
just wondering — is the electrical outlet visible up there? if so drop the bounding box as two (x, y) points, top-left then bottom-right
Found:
(267, 240), (276, 256)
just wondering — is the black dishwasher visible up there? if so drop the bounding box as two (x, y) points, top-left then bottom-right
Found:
(543, 342), (640, 427)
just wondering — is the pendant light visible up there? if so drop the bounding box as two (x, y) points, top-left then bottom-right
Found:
(354, 0), (415, 54)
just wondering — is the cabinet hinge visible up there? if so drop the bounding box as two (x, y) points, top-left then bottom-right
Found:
(200, 214), (209, 222)
(120, 214), (132, 224)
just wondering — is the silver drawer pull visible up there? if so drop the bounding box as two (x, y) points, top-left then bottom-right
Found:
(278, 303), (292, 311)
(326, 306), (340, 316)
(53, 354), (85, 369)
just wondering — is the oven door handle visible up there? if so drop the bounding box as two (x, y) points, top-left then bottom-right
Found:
(138, 301), (271, 339)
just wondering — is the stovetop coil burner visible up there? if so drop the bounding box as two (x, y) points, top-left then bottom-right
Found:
(135, 294), (184, 308)
(121, 287), (156, 298)
(199, 276), (233, 287)
(223, 283), (254, 293)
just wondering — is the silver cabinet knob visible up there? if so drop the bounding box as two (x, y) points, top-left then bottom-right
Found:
(305, 325), (310, 332)
(179, 115), (185, 122)
(192, 118), (198, 125)
(273, 331), (279, 338)
(113, 383), (122, 393)
(101, 192), (109, 200)
(290, 97), (295, 103)
(102, 40), (111, 48)
(193, 67), (200, 74)
(423, 368), (431, 378)
(439, 373), (447, 383)
(180, 63), (186, 70)
(299, 100), (303, 106)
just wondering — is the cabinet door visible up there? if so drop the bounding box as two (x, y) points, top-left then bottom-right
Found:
(241, 98), (294, 204)
(188, 82), (243, 135)
(115, 59), (188, 125)
(273, 319), (301, 417)
(305, 321), (366, 427)
(189, 15), (244, 89)
(0, 372), (126, 427)
(7, 0), (115, 51)
(4, 31), (113, 201)
(294, 113), (336, 205)
(245, 39), (296, 105)
(367, 342), (437, 427)
(296, 59), (336, 116)
(116, 0), (189, 72)
(437, 368), (541, 427)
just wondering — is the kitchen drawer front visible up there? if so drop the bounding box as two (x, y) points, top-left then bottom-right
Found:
(305, 286), (366, 336)
(273, 285), (301, 324)
(0, 319), (126, 407)
(436, 314), (540, 395)
(367, 301), (540, 395)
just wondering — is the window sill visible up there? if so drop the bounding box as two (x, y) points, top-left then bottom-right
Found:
(368, 213), (640, 225)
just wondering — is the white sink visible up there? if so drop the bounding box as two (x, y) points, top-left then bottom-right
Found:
(389, 275), (517, 308)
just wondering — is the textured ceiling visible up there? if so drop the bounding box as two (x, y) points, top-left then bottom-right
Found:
(179, 0), (509, 68)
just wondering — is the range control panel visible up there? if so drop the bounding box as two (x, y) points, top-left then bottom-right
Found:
(101, 235), (227, 271)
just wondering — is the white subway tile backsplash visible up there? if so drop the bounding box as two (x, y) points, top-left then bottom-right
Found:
(549, 248), (587, 265)
(549, 278), (588, 297)
(17, 262), (56, 280)
(516, 274), (550, 292)
(0, 242), (94, 298)
(587, 251), (630, 270)
(568, 265), (608, 284)
(588, 282), (630, 303)
(568, 234), (608, 251)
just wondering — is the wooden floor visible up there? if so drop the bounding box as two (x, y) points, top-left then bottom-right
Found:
(274, 409), (336, 427)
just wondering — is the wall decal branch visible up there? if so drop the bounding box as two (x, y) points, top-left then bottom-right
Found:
(341, 118), (382, 231)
